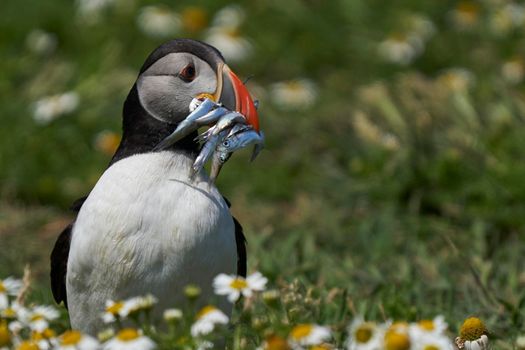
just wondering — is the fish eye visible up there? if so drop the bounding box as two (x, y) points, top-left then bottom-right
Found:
(179, 64), (196, 82)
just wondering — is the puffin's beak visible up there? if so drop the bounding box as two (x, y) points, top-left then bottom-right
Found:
(213, 63), (260, 132)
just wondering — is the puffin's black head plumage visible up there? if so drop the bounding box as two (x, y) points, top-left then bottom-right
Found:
(139, 39), (224, 74)
(110, 39), (226, 165)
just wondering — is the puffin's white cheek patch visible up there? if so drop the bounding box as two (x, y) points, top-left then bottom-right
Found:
(137, 75), (190, 123)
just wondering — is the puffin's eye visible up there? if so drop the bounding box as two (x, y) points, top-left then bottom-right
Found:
(179, 64), (196, 82)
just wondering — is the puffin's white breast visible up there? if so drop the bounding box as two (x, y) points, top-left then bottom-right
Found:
(66, 151), (236, 334)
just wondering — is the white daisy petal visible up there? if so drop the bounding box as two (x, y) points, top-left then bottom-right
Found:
(191, 306), (229, 337)
(289, 323), (331, 347)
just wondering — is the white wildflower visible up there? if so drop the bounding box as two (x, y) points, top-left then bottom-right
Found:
(56, 330), (99, 350)
(103, 328), (155, 350)
(288, 324), (331, 347)
(346, 317), (385, 350)
(163, 308), (183, 322)
(449, 1), (480, 30)
(270, 79), (318, 110)
(102, 300), (128, 324)
(378, 35), (418, 66)
(213, 271), (268, 302)
(76, 0), (115, 17)
(190, 306), (229, 337)
(413, 333), (454, 350)
(409, 316), (448, 339)
(0, 277), (22, 310)
(20, 305), (59, 332)
(26, 29), (58, 55)
(137, 6), (181, 38)
(205, 5), (251, 62)
(123, 294), (158, 315)
(33, 92), (79, 125)
(502, 58), (524, 85)
(437, 68), (475, 92)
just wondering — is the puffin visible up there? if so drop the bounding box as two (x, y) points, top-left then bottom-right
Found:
(50, 39), (259, 335)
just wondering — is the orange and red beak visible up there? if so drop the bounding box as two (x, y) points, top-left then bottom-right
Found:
(212, 63), (260, 132)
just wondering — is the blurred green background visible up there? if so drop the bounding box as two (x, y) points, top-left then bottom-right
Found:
(2, 0), (525, 345)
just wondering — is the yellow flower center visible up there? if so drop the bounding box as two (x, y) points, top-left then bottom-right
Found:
(116, 328), (140, 342)
(229, 278), (248, 290)
(355, 323), (374, 343)
(460, 317), (487, 341)
(16, 341), (39, 350)
(418, 320), (435, 331)
(290, 324), (313, 340)
(423, 346), (439, 350)
(61, 330), (82, 345)
(0, 282), (5, 293)
(457, 1), (479, 16)
(106, 302), (124, 315)
(30, 314), (44, 322)
(32, 328), (55, 340)
(181, 7), (208, 32)
(0, 322), (10, 347)
(196, 305), (217, 319)
(3, 308), (16, 318)
(384, 331), (410, 350)
(226, 27), (241, 39)
(265, 335), (290, 350)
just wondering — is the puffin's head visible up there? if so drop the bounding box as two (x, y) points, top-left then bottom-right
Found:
(136, 39), (259, 131)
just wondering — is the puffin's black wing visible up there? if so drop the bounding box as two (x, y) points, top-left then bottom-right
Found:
(222, 196), (247, 277)
(233, 216), (247, 277)
(50, 223), (72, 308)
(50, 196), (87, 308)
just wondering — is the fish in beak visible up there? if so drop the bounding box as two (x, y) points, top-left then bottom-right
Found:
(154, 64), (260, 152)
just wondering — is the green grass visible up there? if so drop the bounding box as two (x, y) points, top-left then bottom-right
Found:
(2, 0), (525, 348)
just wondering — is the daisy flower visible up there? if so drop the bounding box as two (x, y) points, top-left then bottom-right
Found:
(437, 68), (475, 92)
(102, 300), (129, 323)
(103, 328), (155, 350)
(14, 340), (40, 350)
(181, 7), (209, 33)
(456, 317), (489, 350)
(33, 92), (79, 125)
(213, 271), (267, 302)
(56, 330), (99, 350)
(413, 333), (454, 350)
(378, 34), (419, 66)
(21, 306), (59, 333)
(346, 317), (385, 350)
(383, 323), (411, 350)
(76, 0), (115, 17)
(449, 1), (480, 30)
(288, 324), (331, 348)
(259, 335), (291, 350)
(25, 29), (58, 55)
(270, 79), (318, 110)
(204, 5), (252, 63)
(163, 308), (183, 322)
(137, 6), (181, 38)
(30, 328), (56, 350)
(190, 306), (229, 337)
(409, 316), (448, 339)
(123, 294), (158, 316)
(0, 277), (23, 309)
(502, 58), (524, 85)
(0, 321), (10, 349)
